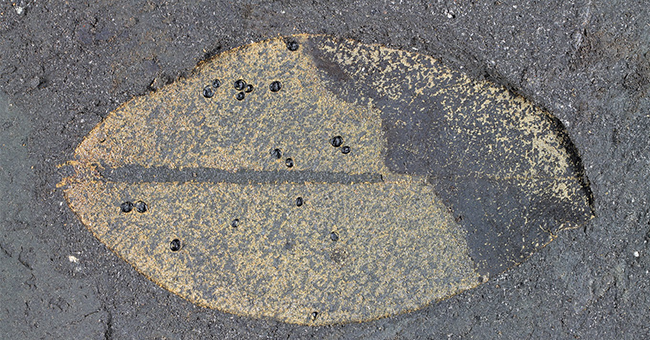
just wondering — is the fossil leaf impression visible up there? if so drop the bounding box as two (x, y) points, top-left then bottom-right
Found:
(63, 34), (593, 325)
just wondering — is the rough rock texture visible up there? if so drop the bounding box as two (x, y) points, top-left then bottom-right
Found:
(1, 0), (648, 338)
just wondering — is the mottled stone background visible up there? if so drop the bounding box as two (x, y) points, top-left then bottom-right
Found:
(1, 1), (648, 338)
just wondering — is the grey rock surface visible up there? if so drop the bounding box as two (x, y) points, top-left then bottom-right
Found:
(0, 0), (648, 338)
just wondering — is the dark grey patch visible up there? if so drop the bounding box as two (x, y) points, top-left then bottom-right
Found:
(308, 36), (593, 277)
(311, 48), (351, 84)
(100, 165), (383, 185)
(330, 248), (348, 264)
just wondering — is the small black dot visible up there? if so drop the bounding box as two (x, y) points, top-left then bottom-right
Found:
(286, 40), (299, 51)
(231, 219), (239, 228)
(170, 239), (182, 252)
(271, 148), (282, 159)
(296, 197), (303, 207)
(135, 201), (147, 213)
(330, 231), (339, 242)
(478, 276), (484, 283)
(341, 146), (351, 154)
(285, 158), (294, 168)
(234, 79), (246, 91)
(212, 79), (221, 89)
(236, 92), (245, 100)
(269, 81), (282, 92)
(202, 85), (214, 98)
(331, 136), (343, 147)
(311, 312), (318, 320)
(120, 201), (133, 213)
(245, 84), (253, 93)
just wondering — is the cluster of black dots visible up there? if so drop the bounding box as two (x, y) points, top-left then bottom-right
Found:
(120, 200), (147, 214)
(270, 135), (350, 171)
(330, 135), (351, 154)
(263, 134), (349, 246)
(202, 79), (220, 98)
(233, 79), (254, 100)
(121, 201), (184, 252)
(202, 77), (283, 100)
(201, 39), (301, 100)
(168, 39), (341, 319)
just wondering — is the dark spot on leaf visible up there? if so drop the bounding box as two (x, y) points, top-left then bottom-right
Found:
(330, 248), (348, 264)
(287, 40), (299, 51)
(202, 86), (214, 98)
(331, 136), (343, 147)
(234, 79), (246, 91)
(170, 239), (182, 251)
(269, 81), (282, 92)
(120, 201), (133, 213)
(135, 201), (147, 213)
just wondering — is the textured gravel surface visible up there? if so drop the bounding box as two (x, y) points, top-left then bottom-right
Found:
(1, 0), (649, 338)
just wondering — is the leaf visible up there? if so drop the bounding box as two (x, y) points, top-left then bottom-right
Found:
(64, 35), (593, 325)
